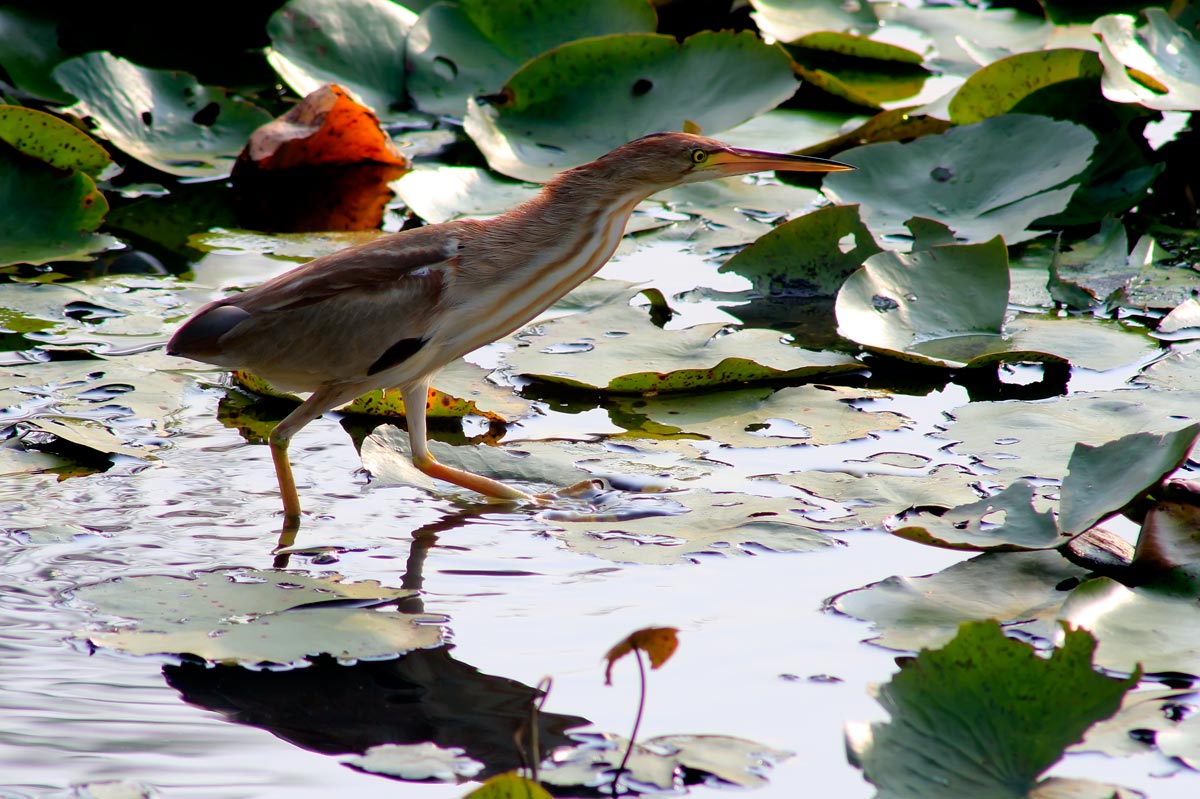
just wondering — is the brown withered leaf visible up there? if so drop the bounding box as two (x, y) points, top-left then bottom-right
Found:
(603, 626), (680, 685)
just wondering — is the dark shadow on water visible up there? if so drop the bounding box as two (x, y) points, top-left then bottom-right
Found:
(163, 646), (590, 781)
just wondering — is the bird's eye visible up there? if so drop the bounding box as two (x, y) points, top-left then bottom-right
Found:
(690, 149), (708, 164)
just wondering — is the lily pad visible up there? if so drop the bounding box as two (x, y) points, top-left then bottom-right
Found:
(407, 0), (657, 117)
(52, 52), (274, 179)
(266, 0), (414, 116)
(830, 550), (1088, 652)
(823, 115), (1096, 246)
(834, 236), (1011, 367)
(463, 31), (799, 182)
(507, 288), (860, 393)
(948, 49), (1105, 125)
(1073, 687), (1199, 757)
(1133, 349), (1200, 390)
(888, 480), (1064, 552)
(392, 165), (539, 224)
(0, 7), (74, 103)
(541, 732), (792, 791)
(1059, 425), (1200, 536)
(632, 385), (909, 449)
(0, 105), (113, 177)
(1057, 577), (1200, 676)
(1094, 9), (1200, 112)
(549, 488), (835, 565)
(71, 568), (443, 666)
(847, 621), (1137, 799)
(780, 465), (986, 531)
(747, 0), (878, 43)
(934, 389), (1200, 480)
(346, 742), (483, 781)
(1048, 217), (1136, 311)
(0, 142), (117, 267)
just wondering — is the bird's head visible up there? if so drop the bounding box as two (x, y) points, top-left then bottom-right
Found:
(597, 131), (854, 190)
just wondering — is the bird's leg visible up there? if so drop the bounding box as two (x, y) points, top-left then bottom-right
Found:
(401, 378), (535, 502)
(268, 384), (357, 524)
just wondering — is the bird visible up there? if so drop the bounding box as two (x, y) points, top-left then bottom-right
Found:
(168, 132), (853, 525)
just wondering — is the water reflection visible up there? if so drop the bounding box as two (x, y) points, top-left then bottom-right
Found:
(163, 646), (589, 783)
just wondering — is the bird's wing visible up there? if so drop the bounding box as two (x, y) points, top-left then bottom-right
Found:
(170, 225), (470, 390)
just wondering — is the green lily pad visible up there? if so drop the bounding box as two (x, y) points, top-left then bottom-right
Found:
(719, 204), (881, 302)
(392, 165), (539, 224)
(407, 0), (656, 117)
(948, 49), (1105, 125)
(1049, 217), (1136, 311)
(463, 30), (799, 182)
(0, 8), (74, 103)
(1059, 425), (1200, 536)
(347, 742), (483, 781)
(0, 143), (116, 267)
(52, 52), (274, 179)
(1095, 9), (1200, 111)
(1057, 577), (1200, 676)
(1125, 232), (1200, 311)
(780, 465), (985, 531)
(540, 732), (792, 791)
(873, 4), (1054, 67)
(187, 227), (385, 259)
(847, 621), (1137, 799)
(1073, 687), (1199, 757)
(834, 236), (1010, 367)
(632, 385), (908, 448)
(266, 0), (414, 116)
(71, 568), (444, 666)
(935, 389), (1200, 480)
(549, 489), (834, 565)
(823, 115), (1096, 245)
(713, 108), (860, 155)
(0, 105), (112, 178)
(747, 0), (878, 43)
(1133, 349), (1200, 390)
(508, 287), (859, 393)
(888, 480), (1065, 552)
(830, 550), (1089, 652)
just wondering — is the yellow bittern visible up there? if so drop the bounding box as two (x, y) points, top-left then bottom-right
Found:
(168, 132), (852, 523)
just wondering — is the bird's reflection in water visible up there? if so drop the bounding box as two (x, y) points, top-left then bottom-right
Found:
(163, 646), (589, 781)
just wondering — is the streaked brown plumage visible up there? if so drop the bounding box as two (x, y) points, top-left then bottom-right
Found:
(168, 132), (853, 523)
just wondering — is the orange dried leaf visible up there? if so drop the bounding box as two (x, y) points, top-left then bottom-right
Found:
(242, 83), (408, 170)
(603, 626), (680, 685)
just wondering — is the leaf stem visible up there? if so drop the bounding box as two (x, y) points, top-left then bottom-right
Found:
(612, 647), (647, 795)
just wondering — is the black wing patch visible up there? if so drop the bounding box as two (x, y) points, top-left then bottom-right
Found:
(367, 337), (428, 376)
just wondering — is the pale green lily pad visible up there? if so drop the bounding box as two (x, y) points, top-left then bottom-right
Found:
(1073, 688), (1198, 757)
(747, 0), (877, 43)
(541, 732), (792, 791)
(71, 568), (443, 666)
(364, 424), (716, 492)
(714, 108), (861, 155)
(1133, 350), (1200, 390)
(948, 49), (1104, 125)
(549, 489), (834, 565)
(346, 742), (483, 781)
(266, 0), (414, 116)
(52, 52), (273, 179)
(1157, 298), (1200, 336)
(1157, 705), (1200, 767)
(823, 115), (1096, 246)
(888, 480), (1064, 552)
(998, 315), (1158, 373)
(779, 465), (985, 531)
(407, 0), (656, 117)
(847, 621), (1137, 799)
(1125, 233), (1200, 311)
(0, 143), (117, 267)
(463, 31), (799, 182)
(633, 385), (908, 448)
(392, 165), (539, 224)
(1095, 9), (1200, 112)
(873, 5), (1053, 67)
(1057, 577), (1200, 676)
(1059, 425), (1200, 536)
(1049, 217), (1136, 311)
(74, 781), (155, 799)
(507, 289), (860, 393)
(187, 227), (385, 259)
(718, 204), (882, 302)
(834, 236), (1011, 367)
(935, 389), (1200, 480)
(830, 550), (1088, 652)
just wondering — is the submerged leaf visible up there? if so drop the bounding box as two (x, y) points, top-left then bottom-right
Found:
(847, 621), (1137, 799)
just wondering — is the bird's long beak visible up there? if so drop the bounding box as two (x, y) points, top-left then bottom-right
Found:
(706, 147), (854, 176)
